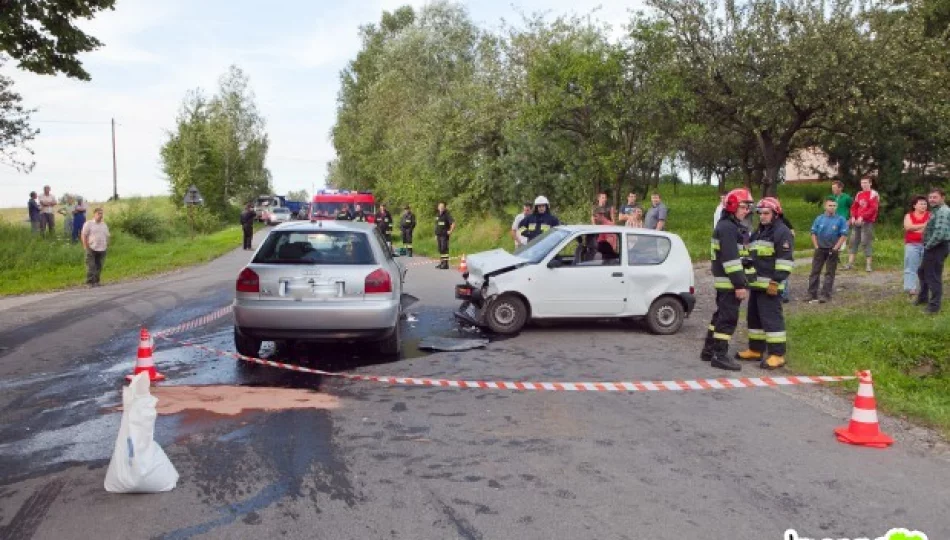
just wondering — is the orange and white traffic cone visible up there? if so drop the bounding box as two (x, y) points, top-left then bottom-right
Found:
(459, 254), (468, 273)
(834, 370), (892, 448)
(125, 327), (165, 383)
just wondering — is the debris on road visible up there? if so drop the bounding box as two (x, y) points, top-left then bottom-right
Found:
(417, 336), (489, 351)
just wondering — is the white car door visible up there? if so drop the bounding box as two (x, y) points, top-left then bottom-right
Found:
(530, 233), (627, 317)
(622, 233), (674, 315)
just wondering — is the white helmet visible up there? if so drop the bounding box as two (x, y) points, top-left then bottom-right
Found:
(534, 195), (550, 206)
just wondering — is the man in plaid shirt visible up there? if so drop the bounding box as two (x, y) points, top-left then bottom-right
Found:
(916, 188), (950, 313)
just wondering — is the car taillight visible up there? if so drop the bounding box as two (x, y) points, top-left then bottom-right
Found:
(690, 286), (695, 295)
(236, 267), (260, 293)
(365, 268), (392, 294)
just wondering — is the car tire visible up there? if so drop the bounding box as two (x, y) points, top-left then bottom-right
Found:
(485, 294), (528, 335)
(645, 296), (685, 335)
(234, 328), (262, 358)
(378, 321), (401, 357)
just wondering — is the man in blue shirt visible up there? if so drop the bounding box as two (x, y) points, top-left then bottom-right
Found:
(27, 191), (41, 233)
(807, 197), (849, 303)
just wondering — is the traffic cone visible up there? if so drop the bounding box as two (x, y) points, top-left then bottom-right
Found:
(459, 254), (468, 273)
(834, 370), (892, 448)
(125, 327), (166, 383)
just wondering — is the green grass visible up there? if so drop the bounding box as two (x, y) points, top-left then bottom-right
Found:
(396, 183), (906, 265)
(0, 194), (249, 296)
(0, 222), (244, 295)
(787, 295), (950, 437)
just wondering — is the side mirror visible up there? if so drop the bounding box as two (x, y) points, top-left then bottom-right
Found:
(547, 258), (563, 269)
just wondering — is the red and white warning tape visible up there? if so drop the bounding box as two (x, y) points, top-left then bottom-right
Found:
(155, 333), (854, 391)
(153, 306), (233, 338)
(150, 304), (855, 391)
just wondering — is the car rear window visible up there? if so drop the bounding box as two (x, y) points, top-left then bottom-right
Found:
(626, 234), (672, 265)
(254, 230), (376, 265)
(273, 208), (289, 213)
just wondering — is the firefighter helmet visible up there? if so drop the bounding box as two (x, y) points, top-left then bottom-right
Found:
(757, 196), (783, 215)
(723, 188), (755, 213)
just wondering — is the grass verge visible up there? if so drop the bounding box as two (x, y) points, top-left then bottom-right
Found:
(0, 223), (243, 296)
(786, 294), (950, 438)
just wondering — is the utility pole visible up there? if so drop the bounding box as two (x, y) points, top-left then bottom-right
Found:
(111, 118), (118, 200)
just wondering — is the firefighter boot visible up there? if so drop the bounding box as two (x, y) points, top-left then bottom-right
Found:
(735, 349), (762, 361)
(711, 342), (741, 372)
(700, 332), (715, 362)
(760, 355), (786, 370)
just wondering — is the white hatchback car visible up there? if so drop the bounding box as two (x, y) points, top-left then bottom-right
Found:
(454, 225), (696, 335)
(267, 207), (292, 225)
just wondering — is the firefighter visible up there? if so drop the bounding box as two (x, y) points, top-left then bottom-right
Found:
(701, 188), (756, 371)
(352, 204), (367, 222)
(335, 203), (353, 221)
(735, 197), (794, 369)
(434, 202), (455, 269)
(519, 195), (560, 242)
(376, 203), (394, 250)
(400, 205), (416, 257)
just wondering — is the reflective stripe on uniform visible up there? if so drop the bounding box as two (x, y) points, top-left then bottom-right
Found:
(714, 277), (735, 290)
(707, 324), (715, 332)
(748, 329), (766, 341)
(723, 258), (743, 273)
(775, 259), (795, 272)
(766, 331), (787, 344)
(713, 332), (732, 341)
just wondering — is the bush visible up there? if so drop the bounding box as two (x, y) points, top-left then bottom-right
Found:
(174, 206), (223, 235)
(111, 199), (171, 242)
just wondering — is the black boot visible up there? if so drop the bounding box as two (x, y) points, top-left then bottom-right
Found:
(700, 334), (715, 362)
(407, 248), (413, 257)
(711, 343), (741, 371)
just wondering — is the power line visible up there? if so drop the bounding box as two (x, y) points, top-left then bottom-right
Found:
(32, 119), (116, 125)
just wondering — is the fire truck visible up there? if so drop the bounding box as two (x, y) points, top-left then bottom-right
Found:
(309, 189), (377, 222)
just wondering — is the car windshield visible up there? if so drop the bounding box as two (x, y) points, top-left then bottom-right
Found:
(516, 229), (571, 264)
(272, 208), (289, 214)
(254, 230), (376, 265)
(312, 202), (348, 217)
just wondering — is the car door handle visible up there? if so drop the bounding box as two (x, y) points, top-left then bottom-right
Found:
(612, 272), (623, 277)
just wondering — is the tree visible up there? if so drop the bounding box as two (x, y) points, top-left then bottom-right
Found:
(0, 61), (37, 172)
(161, 67), (271, 216)
(649, 0), (888, 196)
(0, 0), (116, 80)
(285, 189), (309, 202)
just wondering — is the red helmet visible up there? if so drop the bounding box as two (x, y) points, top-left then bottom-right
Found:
(723, 188), (755, 213)
(757, 196), (783, 215)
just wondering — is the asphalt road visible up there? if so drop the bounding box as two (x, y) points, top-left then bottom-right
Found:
(0, 236), (947, 540)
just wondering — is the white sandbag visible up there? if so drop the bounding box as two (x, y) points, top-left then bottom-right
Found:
(104, 372), (179, 493)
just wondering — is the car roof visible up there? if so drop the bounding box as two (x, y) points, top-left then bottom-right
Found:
(555, 224), (680, 239)
(272, 220), (376, 233)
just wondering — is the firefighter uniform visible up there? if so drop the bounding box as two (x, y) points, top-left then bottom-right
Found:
(737, 219), (794, 369)
(702, 214), (751, 370)
(335, 208), (353, 221)
(519, 211), (560, 242)
(400, 209), (416, 256)
(376, 210), (394, 248)
(435, 210), (454, 269)
(352, 210), (367, 223)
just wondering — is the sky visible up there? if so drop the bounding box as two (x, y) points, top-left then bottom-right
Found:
(0, 0), (641, 208)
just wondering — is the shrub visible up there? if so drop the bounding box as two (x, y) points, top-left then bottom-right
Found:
(174, 206), (223, 235)
(111, 199), (171, 242)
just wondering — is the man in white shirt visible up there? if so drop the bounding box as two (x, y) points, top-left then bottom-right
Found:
(37, 185), (57, 236)
(713, 194), (726, 229)
(511, 203), (531, 249)
(81, 208), (111, 287)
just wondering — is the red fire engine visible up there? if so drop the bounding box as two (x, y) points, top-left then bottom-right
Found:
(310, 190), (377, 223)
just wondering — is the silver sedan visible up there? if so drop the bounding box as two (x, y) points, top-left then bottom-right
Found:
(233, 221), (406, 357)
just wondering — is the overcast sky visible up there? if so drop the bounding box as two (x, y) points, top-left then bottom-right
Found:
(0, 0), (639, 208)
